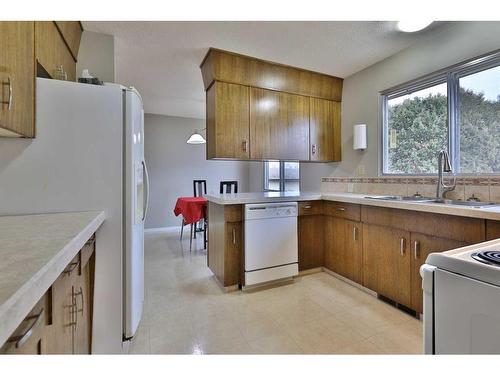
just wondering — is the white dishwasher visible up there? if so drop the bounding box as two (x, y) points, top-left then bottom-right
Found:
(244, 202), (298, 286)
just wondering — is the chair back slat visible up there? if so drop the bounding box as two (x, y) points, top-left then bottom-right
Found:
(219, 181), (238, 194)
(193, 180), (207, 197)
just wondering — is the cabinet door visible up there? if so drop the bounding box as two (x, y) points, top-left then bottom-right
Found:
(324, 216), (345, 274)
(0, 292), (49, 354)
(250, 87), (309, 160)
(0, 21), (35, 138)
(73, 260), (92, 354)
(224, 221), (242, 286)
(410, 233), (465, 313)
(309, 97), (341, 161)
(486, 220), (500, 240)
(54, 21), (83, 61)
(344, 220), (363, 284)
(206, 81), (249, 159)
(46, 259), (78, 354)
(35, 21), (76, 82)
(298, 215), (324, 270)
(363, 224), (411, 306)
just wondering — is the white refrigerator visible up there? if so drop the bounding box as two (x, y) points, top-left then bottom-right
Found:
(0, 78), (148, 351)
(123, 88), (149, 340)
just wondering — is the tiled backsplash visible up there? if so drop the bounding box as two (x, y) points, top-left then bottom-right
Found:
(321, 176), (500, 203)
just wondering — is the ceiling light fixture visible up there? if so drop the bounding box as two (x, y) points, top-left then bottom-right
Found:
(186, 129), (206, 144)
(397, 21), (433, 33)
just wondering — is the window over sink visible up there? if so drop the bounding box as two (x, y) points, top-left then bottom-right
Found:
(263, 161), (300, 192)
(381, 50), (500, 175)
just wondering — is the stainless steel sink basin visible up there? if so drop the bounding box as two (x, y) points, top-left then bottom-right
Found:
(426, 199), (500, 208)
(364, 195), (435, 202)
(365, 195), (500, 208)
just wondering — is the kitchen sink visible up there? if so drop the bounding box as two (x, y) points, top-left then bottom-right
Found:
(426, 199), (500, 208)
(364, 195), (435, 202)
(365, 195), (500, 208)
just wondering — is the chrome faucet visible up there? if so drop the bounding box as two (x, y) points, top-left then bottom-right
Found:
(436, 150), (456, 199)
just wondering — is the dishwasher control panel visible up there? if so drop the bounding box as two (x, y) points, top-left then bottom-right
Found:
(245, 202), (298, 220)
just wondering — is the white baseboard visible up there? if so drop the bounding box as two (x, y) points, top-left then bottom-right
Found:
(144, 226), (180, 234)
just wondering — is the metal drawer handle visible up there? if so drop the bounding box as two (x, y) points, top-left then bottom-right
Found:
(232, 228), (236, 245)
(336, 207), (346, 211)
(72, 295), (78, 330)
(303, 205), (312, 209)
(414, 240), (420, 260)
(8, 309), (44, 349)
(63, 260), (80, 275)
(353, 226), (358, 241)
(1, 77), (12, 111)
(74, 286), (84, 315)
(400, 238), (406, 256)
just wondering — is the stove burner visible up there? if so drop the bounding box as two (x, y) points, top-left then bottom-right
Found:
(472, 251), (500, 266)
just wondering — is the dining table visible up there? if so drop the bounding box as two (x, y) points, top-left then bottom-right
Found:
(173, 196), (208, 250)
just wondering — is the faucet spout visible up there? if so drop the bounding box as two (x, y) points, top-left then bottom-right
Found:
(437, 150), (456, 199)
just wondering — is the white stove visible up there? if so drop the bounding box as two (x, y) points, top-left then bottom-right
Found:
(421, 239), (500, 354)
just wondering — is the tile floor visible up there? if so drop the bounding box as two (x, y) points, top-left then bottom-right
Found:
(129, 230), (423, 354)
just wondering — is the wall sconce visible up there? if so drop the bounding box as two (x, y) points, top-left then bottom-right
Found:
(353, 124), (367, 150)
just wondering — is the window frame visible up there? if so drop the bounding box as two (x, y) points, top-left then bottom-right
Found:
(263, 161), (301, 192)
(380, 49), (500, 176)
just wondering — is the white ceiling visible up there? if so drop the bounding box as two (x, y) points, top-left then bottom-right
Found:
(83, 21), (446, 119)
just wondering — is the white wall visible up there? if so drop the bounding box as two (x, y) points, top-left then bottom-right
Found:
(77, 31), (115, 82)
(300, 21), (500, 189)
(144, 114), (250, 229)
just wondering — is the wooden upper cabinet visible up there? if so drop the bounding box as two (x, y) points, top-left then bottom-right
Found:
(0, 22), (35, 138)
(310, 98), (341, 162)
(35, 21), (77, 82)
(250, 87), (309, 160)
(206, 81), (249, 159)
(0, 21), (82, 138)
(54, 22), (83, 61)
(200, 48), (343, 161)
(201, 48), (343, 101)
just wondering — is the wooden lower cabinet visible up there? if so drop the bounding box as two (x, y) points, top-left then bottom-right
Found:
(1, 236), (95, 355)
(409, 233), (465, 313)
(298, 215), (324, 270)
(0, 292), (49, 354)
(486, 220), (500, 240)
(48, 259), (78, 354)
(363, 224), (411, 307)
(207, 203), (243, 287)
(325, 217), (362, 284)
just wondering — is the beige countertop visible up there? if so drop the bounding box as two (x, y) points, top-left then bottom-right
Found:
(0, 211), (105, 347)
(205, 192), (500, 220)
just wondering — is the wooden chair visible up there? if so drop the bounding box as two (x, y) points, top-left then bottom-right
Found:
(220, 180), (238, 194)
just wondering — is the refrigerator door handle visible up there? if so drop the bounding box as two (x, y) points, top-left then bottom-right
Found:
(142, 160), (150, 222)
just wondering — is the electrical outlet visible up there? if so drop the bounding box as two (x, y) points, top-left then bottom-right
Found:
(347, 183), (354, 193)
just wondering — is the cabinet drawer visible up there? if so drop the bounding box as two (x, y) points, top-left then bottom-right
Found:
(54, 21), (82, 61)
(324, 201), (360, 221)
(298, 201), (323, 216)
(35, 21), (76, 82)
(1, 292), (49, 354)
(224, 205), (242, 222)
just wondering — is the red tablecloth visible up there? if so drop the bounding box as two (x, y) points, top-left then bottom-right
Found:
(174, 197), (207, 225)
